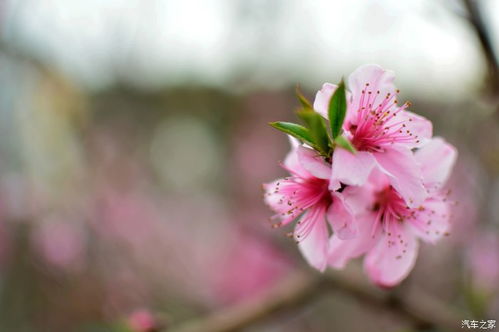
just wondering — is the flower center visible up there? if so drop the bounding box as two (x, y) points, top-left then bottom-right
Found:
(270, 176), (330, 228)
(349, 84), (419, 152)
(370, 186), (411, 238)
(284, 177), (331, 213)
(370, 186), (418, 257)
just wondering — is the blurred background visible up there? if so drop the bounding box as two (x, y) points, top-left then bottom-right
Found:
(0, 0), (498, 331)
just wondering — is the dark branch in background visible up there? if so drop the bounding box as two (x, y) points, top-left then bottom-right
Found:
(170, 270), (463, 332)
(462, 0), (499, 97)
(169, 272), (322, 332)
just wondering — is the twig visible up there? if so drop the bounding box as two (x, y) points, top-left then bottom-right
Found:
(462, 0), (499, 96)
(169, 270), (463, 332)
(170, 271), (323, 332)
(323, 271), (461, 332)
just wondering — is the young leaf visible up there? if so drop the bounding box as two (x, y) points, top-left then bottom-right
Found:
(269, 122), (315, 146)
(328, 79), (347, 139)
(296, 109), (330, 155)
(334, 135), (357, 154)
(295, 86), (312, 109)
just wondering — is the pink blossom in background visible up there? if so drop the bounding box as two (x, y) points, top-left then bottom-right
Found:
(445, 153), (482, 244)
(314, 64), (432, 208)
(92, 186), (293, 308)
(95, 187), (162, 245)
(209, 230), (294, 305)
(85, 138), (292, 311)
(264, 138), (355, 271)
(467, 231), (499, 294)
(31, 216), (86, 271)
(230, 93), (292, 200)
(328, 138), (457, 286)
(101, 265), (151, 319)
(155, 195), (294, 306)
(127, 309), (158, 332)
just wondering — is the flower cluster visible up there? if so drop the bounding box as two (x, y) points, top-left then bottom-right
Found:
(264, 64), (457, 287)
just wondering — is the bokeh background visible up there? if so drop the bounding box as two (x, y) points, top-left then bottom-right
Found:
(0, 0), (498, 331)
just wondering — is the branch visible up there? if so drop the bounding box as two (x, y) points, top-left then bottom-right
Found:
(169, 270), (463, 332)
(462, 0), (499, 96)
(169, 271), (322, 332)
(323, 271), (462, 332)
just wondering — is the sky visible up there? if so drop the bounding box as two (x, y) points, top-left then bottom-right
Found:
(1, 0), (498, 99)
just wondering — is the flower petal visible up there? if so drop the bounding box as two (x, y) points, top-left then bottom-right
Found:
(348, 64), (396, 111)
(408, 197), (450, 244)
(287, 135), (300, 149)
(283, 140), (310, 179)
(296, 206), (329, 272)
(373, 146), (427, 207)
(395, 111), (433, 148)
(328, 214), (380, 269)
(262, 179), (286, 213)
(297, 146), (331, 179)
(364, 228), (419, 287)
(313, 83), (337, 118)
(263, 178), (306, 224)
(341, 184), (377, 216)
(331, 148), (376, 188)
(327, 194), (356, 240)
(415, 137), (457, 190)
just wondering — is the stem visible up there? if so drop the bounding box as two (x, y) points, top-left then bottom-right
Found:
(169, 272), (322, 332)
(462, 0), (499, 96)
(169, 270), (463, 332)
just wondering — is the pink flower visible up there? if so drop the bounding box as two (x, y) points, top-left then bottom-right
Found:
(266, 64), (457, 285)
(314, 64), (433, 208)
(127, 309), (158, 332)
(328, 138), (457, 287)
(264, 138), (354, 271)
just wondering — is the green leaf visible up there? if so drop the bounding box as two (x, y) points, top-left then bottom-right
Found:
(296, 109), (330, 155)
(328, 79), (347, 139)
(269, 122), (315, 146)
(334, 135), (357, 154)
(295, 86), (312, 109)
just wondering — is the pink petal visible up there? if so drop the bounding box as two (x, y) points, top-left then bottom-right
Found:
(395, 111), (433, 148)
(364, 228), (419, 287)
(408, 197), (450, 244)
(328, 214), (380, 269)
(297, 146), (331, 179)
(287, 135), (300, 149)
(341, 184), (377, 216)
(331, 148), (376, 188)
(296, 206), (329, 272)
(283, 141), (310, 179)
(366, 168), (392, 189)
(326, 194), (356, 240)
(415, 137), (457, 190)
(313, 83), (337, 118)
(262, 179), (288, 214)
(373, 146), (427, 208)
(348, 64), (396, 111)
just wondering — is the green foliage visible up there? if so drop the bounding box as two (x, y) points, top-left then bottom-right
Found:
(334, 135), (356, 154)
(295, 86), (313, 109)
(270, 79), (351, 158)
(269, 122), (315, 147)
(328, 79), (347, 139)
(297, 109), (330, 156)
